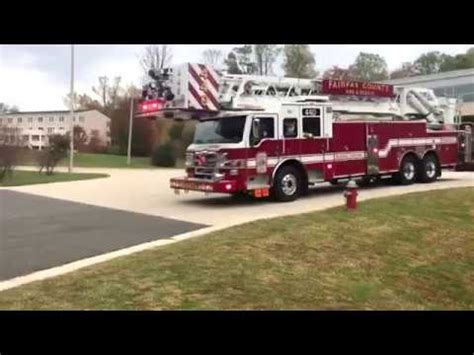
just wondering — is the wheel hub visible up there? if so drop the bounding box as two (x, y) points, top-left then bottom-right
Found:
(403, 162), (415, 180)
(281, 174), (297, 196)
(426, 161), (436, 178)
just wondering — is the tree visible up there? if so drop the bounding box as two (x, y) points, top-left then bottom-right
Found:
(201, 49), (223, 68)
(0, 125), (21, 181)
(139, 45), (172, 76)
(63, 92), (102, 111)
(282, 45), (317, 78)
(349, 52), (388, 81)
(92, 76), (123, 114)
(322, 65), (354, 80)
(389, 62), (417, 79)
(73, 125), (88, 152)
(440, 48), (474, 72)
(88, 130), (104, 153)
(38, 134), (69, 175)
(253, 45), (281, 76)
(0, 103), (19, 114)
(413, 51), (449, 75)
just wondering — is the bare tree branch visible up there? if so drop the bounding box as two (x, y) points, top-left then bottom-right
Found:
(201, 49), (223, 68)
(140, 45), (173, 75)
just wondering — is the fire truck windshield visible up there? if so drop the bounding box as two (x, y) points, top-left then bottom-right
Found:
(193, 116), (247, 144)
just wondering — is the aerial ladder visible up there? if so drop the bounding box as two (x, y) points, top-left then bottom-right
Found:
(137, 63), (459, 129)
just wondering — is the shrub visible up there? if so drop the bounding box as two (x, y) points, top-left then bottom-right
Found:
(106, 145), (122, 155)
(169, 122), (185, 141)
(151, 143), (176, 167)
(37, 134), (69, 175)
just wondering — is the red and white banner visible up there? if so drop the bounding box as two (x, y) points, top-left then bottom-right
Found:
(322, 79), (394, 98)
(187, 63), (220, 111)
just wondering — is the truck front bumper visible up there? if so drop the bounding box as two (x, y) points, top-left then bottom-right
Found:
(170, 177), (239, 193)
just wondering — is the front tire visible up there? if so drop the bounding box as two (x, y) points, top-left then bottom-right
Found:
(272, 165), (301, 202)
(417, 154), (438, 183)
(394, 155), (417, 185)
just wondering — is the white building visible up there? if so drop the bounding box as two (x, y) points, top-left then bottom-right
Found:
(383, 68), (474, 121)
(0, 109), (111, 150)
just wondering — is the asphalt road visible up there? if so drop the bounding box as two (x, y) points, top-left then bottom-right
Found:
(0, 190), (206, 281)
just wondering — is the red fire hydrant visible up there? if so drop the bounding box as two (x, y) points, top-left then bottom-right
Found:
(344, 179), (358, 211)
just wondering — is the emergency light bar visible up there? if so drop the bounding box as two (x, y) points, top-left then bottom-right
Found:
(137, 99), (166, 114)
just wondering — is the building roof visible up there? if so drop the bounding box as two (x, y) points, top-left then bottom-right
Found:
(383, 68), (474, 85)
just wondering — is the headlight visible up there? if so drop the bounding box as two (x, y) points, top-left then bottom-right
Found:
(185, 153), (194, 167)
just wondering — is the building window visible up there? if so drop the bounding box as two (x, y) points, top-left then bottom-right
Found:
(59, 116), (64, 122)
(47, 127), (54, 134)
(32, 135), (40, 141)
(38, 117), (43, 123)
(28, 117), (33, 123)
(49, 116), (54, 122)
(79, 116), (85, 123)
(38, 127), (44, 131)
(22, 135), (29, 141)
(0, 118), (2, 124)
(283, 118), (298, 138)
(18, 117), (22, 123)
(7, 118), (12, 123)
(59, 127), (64, 131)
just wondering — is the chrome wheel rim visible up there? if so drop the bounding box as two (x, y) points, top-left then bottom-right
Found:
(426, 161), (436, 178)
(281, 174), (297, 196)
(403, 162), (415, 181)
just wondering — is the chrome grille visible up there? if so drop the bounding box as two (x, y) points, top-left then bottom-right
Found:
(190, 151), (223, 180)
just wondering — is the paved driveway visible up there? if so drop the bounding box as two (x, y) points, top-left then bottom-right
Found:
(0, 190), (206, 281)
(7, 167), (474, 226)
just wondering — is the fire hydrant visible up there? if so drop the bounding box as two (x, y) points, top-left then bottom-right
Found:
(344, 179), (358, 211)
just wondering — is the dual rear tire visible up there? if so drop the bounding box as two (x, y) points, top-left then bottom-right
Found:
(394, 154), (439, 185)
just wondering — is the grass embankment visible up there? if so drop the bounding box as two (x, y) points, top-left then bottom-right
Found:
(0, 188), (472, 309)
(0, 170), (108, 187)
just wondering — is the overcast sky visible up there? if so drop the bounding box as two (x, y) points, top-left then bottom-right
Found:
(0, 44), (472, 111)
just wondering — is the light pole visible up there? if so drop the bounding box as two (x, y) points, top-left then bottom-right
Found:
(69, 44), (75, 173)
(127, 96), (135, 166)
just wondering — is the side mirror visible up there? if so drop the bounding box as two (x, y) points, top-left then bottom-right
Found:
(251, 118), (261, 146)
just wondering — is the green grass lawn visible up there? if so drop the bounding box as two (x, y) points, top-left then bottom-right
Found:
(58, 153), (153, 168)
(0, 187), (473, 310)
(19, 151), (153, 169)
(0, 170), (109, 187)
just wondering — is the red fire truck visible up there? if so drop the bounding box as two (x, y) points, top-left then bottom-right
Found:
(137, 63), (472, 202)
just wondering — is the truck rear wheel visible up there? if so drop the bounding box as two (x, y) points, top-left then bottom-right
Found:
(394, 155), (417, 185)
(417, 154), (438, 183)
(272, 165), (301, 202)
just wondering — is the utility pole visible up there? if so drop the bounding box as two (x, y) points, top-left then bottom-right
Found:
(69, 44), (75, 173)
(127, 96), (135, 165)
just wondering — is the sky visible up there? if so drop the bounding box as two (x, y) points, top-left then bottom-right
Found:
(0, 44), (472, 111)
